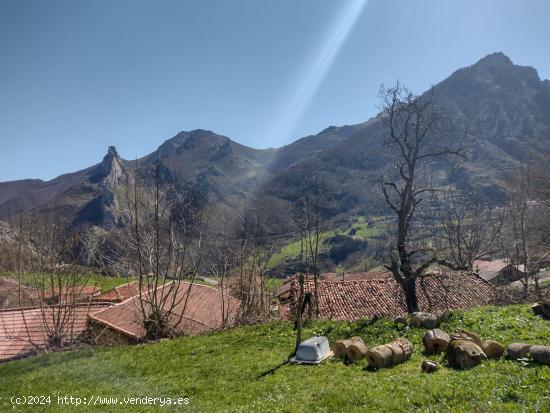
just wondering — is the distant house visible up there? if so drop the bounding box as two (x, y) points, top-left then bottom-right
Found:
(473, 259), (525, 285)
(0, 303), (110, 362)
(278, 271), (495, 320)
(88, 281), (241, 345)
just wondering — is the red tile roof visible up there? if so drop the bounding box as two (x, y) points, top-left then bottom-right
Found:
(42, 285), (101, 302)
(473, 259), (525, 281)
(93, 280), (142, 303)
(276, 272), (392, 301)
(283, 272), (496, 320)
(90, 282), (241, 340)
(0, 303), (110, 362)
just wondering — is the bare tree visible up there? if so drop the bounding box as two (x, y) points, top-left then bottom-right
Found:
(378, 81), (468, 313)
(5, 215), (98, 354)
(231, 205), (273, 323)
(293, 171), (327, 317)
(432, 187), (503, 271)
(501, 165), (549, 297)
(110, 157), (209, 339)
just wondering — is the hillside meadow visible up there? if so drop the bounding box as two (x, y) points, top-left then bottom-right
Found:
(0, 304), (548, 412)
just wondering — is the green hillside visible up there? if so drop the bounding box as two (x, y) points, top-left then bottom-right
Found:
(268, 215), (384, 268)
(0, 305), (549, 412)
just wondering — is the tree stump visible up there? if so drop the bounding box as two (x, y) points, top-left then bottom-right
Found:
(447, 339), (486, 370)
(481, 340), (505, 359)
(346, 339), (369, 361)
(423, 329), (451, 353)
(507, 343), (531, 360)
(366, 338), (413, 369)
(410, 312), (439, 329)
(333, 336), (363, 358)
(529, 345), (550, 365)
(421, 360), (439, 373)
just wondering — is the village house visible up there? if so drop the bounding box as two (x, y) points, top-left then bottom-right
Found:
(88, 281), (241, 345)
(0, 303), (111, 362)
(278, 271), (496, 320)
(473, 259), (525, 285)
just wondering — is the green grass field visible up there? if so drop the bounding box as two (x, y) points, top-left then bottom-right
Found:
(2, 272), (135, 292)
(268, 215), (384, 268)
(0, 304), (548, 412)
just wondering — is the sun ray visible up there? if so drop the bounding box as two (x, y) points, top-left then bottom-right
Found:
(270, 0), (369, 146)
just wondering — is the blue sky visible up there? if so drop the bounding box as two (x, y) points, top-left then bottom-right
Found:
(1, 0), (549, 181)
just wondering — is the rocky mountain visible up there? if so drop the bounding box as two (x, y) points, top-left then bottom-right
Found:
(256, 52), (550, 225)
(1, 52), (549, 236)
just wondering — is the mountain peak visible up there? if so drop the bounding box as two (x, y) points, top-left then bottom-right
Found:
(474, 52), (513, 68)
(106, 145), (119, 158)
(88, 146), (124, 185)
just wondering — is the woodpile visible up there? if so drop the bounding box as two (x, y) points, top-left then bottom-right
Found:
(333, 337), (363, 358)
(333, 336), (368, 361)
(366, 338), (413, 369)
(423, 329), (451, 353)
(532, 300), (550, 319)
(410, 312), (439, 329)
(446, 338), (486, 370)
(481, 340), (505, 359)
(421, 360), (439, 373)
(506, 343), (550, 365)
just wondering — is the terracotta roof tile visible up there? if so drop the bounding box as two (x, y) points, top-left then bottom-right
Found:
(93, 280), (142, 303)
(284, 272), (496, 320)
(90, 282), (241, 339)
(0, 303), (110, 362)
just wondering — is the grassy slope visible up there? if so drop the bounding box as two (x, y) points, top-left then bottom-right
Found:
(0, 305), (549, 412)
(269, 215), (383, 268)
(1, 272), (135, 292)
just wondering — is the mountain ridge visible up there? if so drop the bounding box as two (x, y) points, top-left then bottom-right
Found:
(1, 52), (549, 233)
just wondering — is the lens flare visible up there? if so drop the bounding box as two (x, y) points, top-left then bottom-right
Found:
(270, 0), (369, 146)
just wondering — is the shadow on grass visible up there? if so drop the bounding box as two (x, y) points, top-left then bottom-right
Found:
(256, 353), (296, 379)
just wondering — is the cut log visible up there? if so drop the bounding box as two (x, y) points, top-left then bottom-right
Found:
(421, 360), (439, 373)
(529, 345), (550, 365)
(385, 342), (406, 364)
(346, 339), (369, 361)
(423, 329), (451, 353)
(507, 343), (531, 360)
(450, 332), (474, 342)
(455, 329), (482, 347)
(410, 312), (439, 329)
(481, 340), (505, 359)
(395, 338), (413, 358)
(447, 339), (486, 370)
(333, 336), (363, 358)
(366, 338), (412, 369)
(366, 345), (393, 369)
